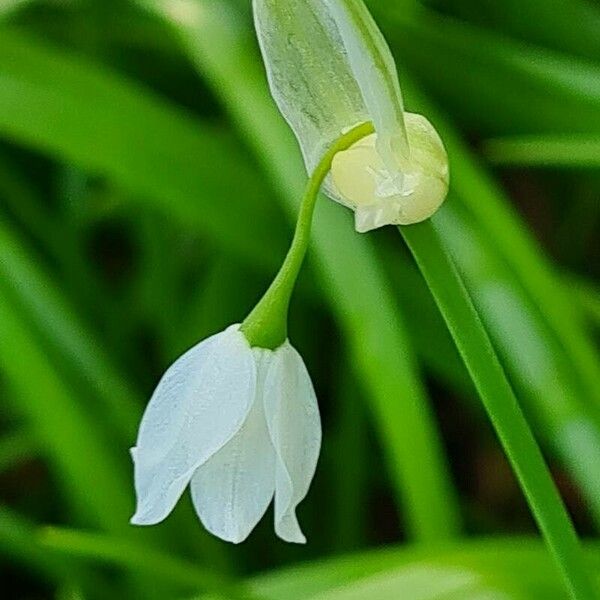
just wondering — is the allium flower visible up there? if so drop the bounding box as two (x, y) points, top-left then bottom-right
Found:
(254, 0), (449, 232)
(131, 325), (321, 544)
(131, 0), (445, 547)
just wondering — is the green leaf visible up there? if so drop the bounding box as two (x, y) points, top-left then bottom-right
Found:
(0, 217), (142, 442)
(0, 274), (133, 533)
(400, 78), (600, 406)
(248, 538), (596, 599)
(419, 0), (600, 61)
(305, 564), (527, 600)
(563, 273), (600, 329)
(381, 248), (474, 398)
(434, 202), (600, 527)
(484, 135), (600, 167)
(0, 26), (288, 270)
(0, 506), (70, 583)
(400, 221), (596, 600)
(329, 363), (368, 552)
(43, 529), (600, 600)
(0, 0), (31, 19)
(40, 527), (245, 598)
(0, 215), (234, 570)
(0, 430), (36, 474)
(380, 9), (600, 136)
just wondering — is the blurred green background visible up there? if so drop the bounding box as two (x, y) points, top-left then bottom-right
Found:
(0, 0), (599, 598)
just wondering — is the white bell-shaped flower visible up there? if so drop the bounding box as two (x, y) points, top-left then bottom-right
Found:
(253, 0), (449, 231)
(131, 324), (321, 544)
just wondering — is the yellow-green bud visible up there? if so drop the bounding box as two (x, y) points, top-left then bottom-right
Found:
(331, 113), (449, 231)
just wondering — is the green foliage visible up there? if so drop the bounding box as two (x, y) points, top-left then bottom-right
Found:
(0, 0), (598, 599)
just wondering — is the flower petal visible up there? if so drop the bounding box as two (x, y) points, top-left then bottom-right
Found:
(263, 343), (321, 543)
(190, 351), (276, 544)
(131, 325), (256, 525)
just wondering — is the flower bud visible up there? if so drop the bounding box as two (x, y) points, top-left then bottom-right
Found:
(253, 0), (449, 230)
(331, 113), (449, 231)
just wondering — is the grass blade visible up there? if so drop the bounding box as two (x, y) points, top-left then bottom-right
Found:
(0, 507), (115, 598)
(382, 248), (474, 399)
(563, 273), (600, 329)
(399, 78), (600, 405)
(248, 538), (600, 600)
(0, 0), (31, 19)
(484, 135), (600, 167)
(0, 431), (36, 474)
(0, 27), (288, 270)
(382, 9), (600, 135)
(305, 564), (526, 600)
(0, 215), (235, 570)
(330, 362), (368, 552)
(0, 507), (74, 584)
(400, 221), (596, 600)
(0, 275), (133, 533)
(40, 527), (245, 598)
(421, 0), (600, 61)
(0, 217), (141, 442)
(435, 203), (600, 527)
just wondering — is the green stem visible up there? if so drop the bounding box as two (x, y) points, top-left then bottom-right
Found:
(400, 221), (596, 600)
(241, 121), (374, 349)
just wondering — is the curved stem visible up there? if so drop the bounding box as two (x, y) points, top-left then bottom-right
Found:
(241, 121), (374, 349)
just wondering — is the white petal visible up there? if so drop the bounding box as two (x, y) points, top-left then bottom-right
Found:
(190, 353), (275, 544)
(263, 343), (321, 543)
(131, 325), (256, 525)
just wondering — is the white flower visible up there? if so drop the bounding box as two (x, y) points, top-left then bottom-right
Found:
(253, 0), (449, 232)
(130, 324), (321, 544)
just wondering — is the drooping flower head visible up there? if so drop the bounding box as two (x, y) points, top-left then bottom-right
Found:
(131, 325), (320, 544)
(254, 0), (449, 232)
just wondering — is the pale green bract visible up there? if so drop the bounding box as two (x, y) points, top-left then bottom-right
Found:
(253, 0), (449, 231)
